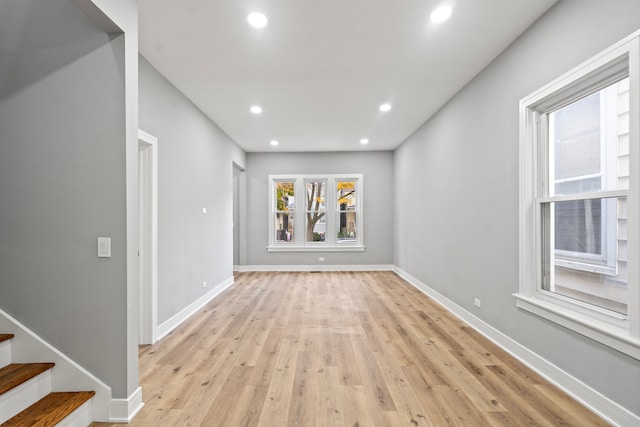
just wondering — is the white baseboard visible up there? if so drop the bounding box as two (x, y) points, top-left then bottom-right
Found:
(238, 264), (394, 272)
(0, 308), (112, 422)
(109, 386), (143, 423)
(392, 266), (640, 427)
(156, 276), (234, 341)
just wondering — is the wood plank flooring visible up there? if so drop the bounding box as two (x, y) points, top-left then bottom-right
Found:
(91, 271), (609, 426)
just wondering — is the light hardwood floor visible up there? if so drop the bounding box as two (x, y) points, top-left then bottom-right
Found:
(92, 271), (609, 426)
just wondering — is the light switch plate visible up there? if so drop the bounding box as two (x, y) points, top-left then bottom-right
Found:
(98, 237), (111, 258)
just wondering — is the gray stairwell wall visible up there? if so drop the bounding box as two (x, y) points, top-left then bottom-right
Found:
(393, 0), (640, 417)
(0, 0), (136, 399)
(139, 56), (246, 325)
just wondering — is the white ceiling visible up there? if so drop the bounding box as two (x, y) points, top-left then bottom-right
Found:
(139, 0), (557, 152)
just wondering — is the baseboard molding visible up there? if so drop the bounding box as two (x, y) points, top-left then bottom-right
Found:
(0, 308), (112, 422)
(392, 266), (640, 427)
(109, 386), (143, 423)
(238, 264), (394, 272)
(156, 276), (235, 341)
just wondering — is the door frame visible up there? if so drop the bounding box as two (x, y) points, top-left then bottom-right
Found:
(138, 129), (158, 345)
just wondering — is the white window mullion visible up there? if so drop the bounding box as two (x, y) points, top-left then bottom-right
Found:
(325, 177), (336, 246)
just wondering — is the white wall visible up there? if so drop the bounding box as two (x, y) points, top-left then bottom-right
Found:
(394, 0), (640, 417)
(245, 151), (394, 267)
(0, 0), (137, 399)
(139, 56), (246, 325)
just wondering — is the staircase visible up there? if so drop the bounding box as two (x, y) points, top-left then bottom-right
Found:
(0, 334), (95, 426)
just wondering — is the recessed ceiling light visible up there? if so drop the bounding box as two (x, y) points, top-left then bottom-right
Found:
(270, 140), (279, 146)
(360, 139), (369, 145)
(379, 103), (391, 112)
(250, 106), (262, 114)
(247, 13), (268, 28)
(430, 5), (452, 23)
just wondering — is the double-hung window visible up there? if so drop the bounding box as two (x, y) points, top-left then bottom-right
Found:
(269, 174), (364, 251)
(516, 31), (640, 359)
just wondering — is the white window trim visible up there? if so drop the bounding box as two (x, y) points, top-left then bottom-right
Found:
(515, 30), (640, 360)
(268, 174), (365, 252)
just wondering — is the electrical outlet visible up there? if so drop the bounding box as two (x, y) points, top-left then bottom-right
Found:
(202, 281), (207, 288)
(319, 257), (325, 262)
(474, 298), (481, 308)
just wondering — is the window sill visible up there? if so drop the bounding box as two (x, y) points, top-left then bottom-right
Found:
(513, 293), (640, 360)
(267, 245), (365, 253)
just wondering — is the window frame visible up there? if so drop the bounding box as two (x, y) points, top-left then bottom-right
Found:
(516, 31), (640, 360)
(268, 174), (364, 252)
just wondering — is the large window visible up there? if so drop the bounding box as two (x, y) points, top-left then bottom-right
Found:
(517, 32), (639, 359)
(269, 174), (364, 251)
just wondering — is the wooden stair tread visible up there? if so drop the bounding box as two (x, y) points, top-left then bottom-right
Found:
(0, 334), (14, 343)
(1, 391), (95, 427)
(0, 363), (55, 395)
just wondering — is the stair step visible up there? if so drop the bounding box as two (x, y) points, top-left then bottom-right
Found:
(1, 391), (95, 427)
(0, 335), (13, 344)
(0, 363), (55, 396)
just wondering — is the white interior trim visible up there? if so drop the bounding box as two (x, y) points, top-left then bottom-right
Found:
(0, 308), (112, 422)
(267, 246), (366, 252)
(109, 386), (143, 423)
(138, 129), (158, 345)
(393, 266), (640, 427)
(238, 264), (394, 272)
(156, 276), (235, 341)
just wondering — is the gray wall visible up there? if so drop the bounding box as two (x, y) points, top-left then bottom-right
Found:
(139, 56), (246, 325)
(394, 0), (640, 416)
(245, 151), (394, 266)
(0, 0), (132, 398)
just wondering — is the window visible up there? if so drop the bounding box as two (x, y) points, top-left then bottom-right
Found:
(337, 180), (358, 242)
(274, 181), (295, 243)
(269, 174), (364, 251)
(516, 31), (639, 359)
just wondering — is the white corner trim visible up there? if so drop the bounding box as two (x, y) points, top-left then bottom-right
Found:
(110, 386), (144, 423)
(238, 264), (394, 272)
(156, 276), (234, 341)
(0, 308), (112, 422)
(392, 266), (640, 427)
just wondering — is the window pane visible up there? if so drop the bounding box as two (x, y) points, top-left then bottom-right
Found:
(338, 212), (357, 241)
(275, 212), (294, 242)
(337, 181), (357, 241)
(555, 198), (603, 254)
(542, 198), (627, 314)
(307, 216), (325, 242)
(306, 181), (326, 243)
(552, 92), (601, 182)
(276, 182), (295, 211)
(549, 78), (629, 195)
(337, 181), (357, 209)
